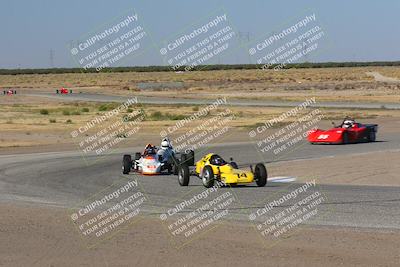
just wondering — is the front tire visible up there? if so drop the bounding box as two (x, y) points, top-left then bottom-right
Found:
(254, 163), (267, 187)
(178, 164), (190, 186)
(123, 155), (132, 174)
(202, 165), (215, 188)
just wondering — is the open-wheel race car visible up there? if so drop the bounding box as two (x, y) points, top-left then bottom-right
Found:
(3, 89), (17, 95)
(177, 153), (267, 188)
(122, 138), (188, 175)
(308, 118), (378, 144)
(56, 87), (72, 94)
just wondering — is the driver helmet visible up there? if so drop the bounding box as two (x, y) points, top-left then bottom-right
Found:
(343, 120), (354, 129)
(161, 137), (171, 149)
(211, 155), (224, 166)
(144, 144), (156, 154)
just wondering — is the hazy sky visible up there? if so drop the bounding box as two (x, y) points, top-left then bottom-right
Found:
(1, 0), (399, 68)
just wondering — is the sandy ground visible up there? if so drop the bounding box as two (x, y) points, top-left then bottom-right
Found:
(366, 71), (400, 83)
(0, 203), (399, 267)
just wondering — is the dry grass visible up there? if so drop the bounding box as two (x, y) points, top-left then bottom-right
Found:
(2, 66), (399, 103)
(0, 99), (398, 148)
(0, 67), (400, 102)
(0, 67), (375, 89)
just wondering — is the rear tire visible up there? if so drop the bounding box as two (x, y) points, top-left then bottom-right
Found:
(254, 163), (267, 187)
(186, 150), (195, 166)
(181, 150), (195, 166)
(180, 153), (187, 165)
(342, 132), (349, 144)
(368, 131), (376, 142)
(123, 155), (132, 174)
(202, 165), (215, 188)
(178, 164), (190, 186)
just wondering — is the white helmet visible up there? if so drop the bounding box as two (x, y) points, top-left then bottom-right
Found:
(343, 120), (354, 128)
(161, 137), (170, 148)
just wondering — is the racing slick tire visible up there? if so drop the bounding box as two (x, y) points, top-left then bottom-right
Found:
(123, 155), (132, 174)
(230, 161), (238, 169)
(254, 163), (267, 187)
(202, 165), (215, 188)
(187, 150), (195, 166)
(134, 152), (141, 160)
(181, 150), (195, 166)
(180, 153), (187, 164)
(368, 131), (376, 142)
(342, 132), (349, 144)
(178, 164), (190, 186)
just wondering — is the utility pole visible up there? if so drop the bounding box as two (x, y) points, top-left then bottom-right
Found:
(237, 31), (251, 64)
(49, 49), (55, 68)
(303, 42), (308, 63)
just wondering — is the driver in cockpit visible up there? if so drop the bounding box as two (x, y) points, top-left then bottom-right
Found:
(342, 119), (355, 129)
(210, 154), (227, 166)
(143, 144), (156, 155)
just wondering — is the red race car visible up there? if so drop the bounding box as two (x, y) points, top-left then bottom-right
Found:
(56, 87), (72, 94)
(308, 118), (378, 144)
(3, 89), (16, 95)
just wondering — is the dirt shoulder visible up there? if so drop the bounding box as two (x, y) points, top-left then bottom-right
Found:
(0, 202), (399, 267)
(366, 71), (400, 83)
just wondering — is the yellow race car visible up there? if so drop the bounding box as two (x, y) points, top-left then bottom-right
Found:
(178, 153), (267, 188)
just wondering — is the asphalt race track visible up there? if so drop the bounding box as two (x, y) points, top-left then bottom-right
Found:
(1, 135), (399, 231)
(3, 89), (400, 231)
(25, 92), (400, 110)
